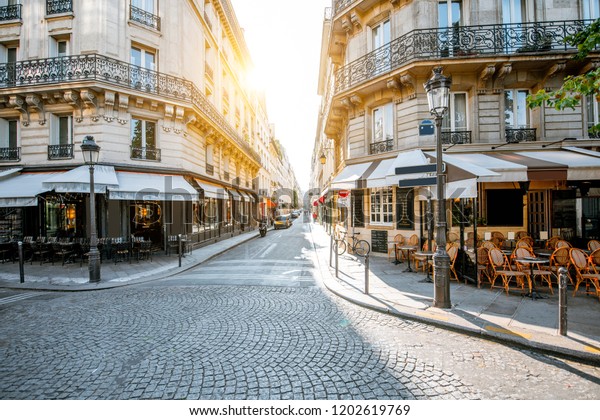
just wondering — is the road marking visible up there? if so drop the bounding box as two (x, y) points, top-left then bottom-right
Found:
(584, 345), (600, 354)
(0, 291), (47, 306)
(416, 310), (449, 321)
(485, 325), (532, 339)
(259, 244), (277, 258)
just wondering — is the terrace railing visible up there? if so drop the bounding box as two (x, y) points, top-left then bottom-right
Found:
(48, 144), (73, 160)
(0, 147), (20, 161)
(46, 0), (73, 15)
(0, 3), (21, 21)
(129, 4), (161, 31)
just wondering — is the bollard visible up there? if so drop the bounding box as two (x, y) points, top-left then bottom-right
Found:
(364, 254), (369, 294)
(558, 267), (568, 336)
(178, 234), (182, 268)
(18, 241), (24, 283)
(329, 235), (333, 268)
(335, 240), (339, 279)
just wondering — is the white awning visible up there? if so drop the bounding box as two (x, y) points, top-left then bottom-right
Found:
(42, 165), (119, 193)
(385, 150), (434, 185)
(229, 189), (242, 201)
(517, 149), (600, 180)
(440, 153), (527, 182)
(0, 172), (59, 207)
(366, 158), (396, 188)
(238, 191), (253, 201)
(194, 179), (228, 199)
(330, 162), (372, 190)
(416, 178), (478, 200)
(109, 172), (198, 201)
(0, 167), (22, 180)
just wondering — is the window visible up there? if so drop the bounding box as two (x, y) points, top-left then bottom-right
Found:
(438, 0), (461, 28)
(584, 0), (600, 19)
(486, 189), (523, 226)
(50, 37), (69, 57)
(205, 144), (214, 175)
(49, 115), (73, 159)
(132, 0), (154, 13)
(371, 19), (390, 50)
(502, 0), (524, 24)
(395, 188), (414, 230)
(0, 118), (18, 160)
(130, 45), (156, 91)
(131, 118), (158, 160)
(372, 103), (394, 148)
(504, 89), (529, 128)
(585, 95), (600, 137)
(370, 187), (393, 225)
(0, 45), (17, 85)
(442, 92), (467, 131)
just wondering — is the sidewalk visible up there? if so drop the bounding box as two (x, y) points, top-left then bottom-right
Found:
(0, 229), (262, 291)
(309, 223), (600, 364)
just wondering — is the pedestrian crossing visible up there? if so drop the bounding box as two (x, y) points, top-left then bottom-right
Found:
(0, 291), (47, 306)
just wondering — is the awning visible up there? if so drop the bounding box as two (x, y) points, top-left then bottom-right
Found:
(385, 150), (435, 186)
(42, 165), (119, 193)
(238, 191), (254, 202)
(194, 179), (228, 199)
(439, 153), (527, 182)
(517, 149), (600, 180)
(330, 162), (372, 190)
(0, 172), (59, 207)
(229, 189), (242, 201)
(366, 158), (396, 188)
(109, 172), (199, 201)
(0, 167), (22, 180)
(416, 178), (478, 200)
(491, 152), (567, 181)
(266, 198), (277, 208)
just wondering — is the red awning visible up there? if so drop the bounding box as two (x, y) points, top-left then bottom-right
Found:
(266, 199), (277, 208)
(318, 196), (325, 204)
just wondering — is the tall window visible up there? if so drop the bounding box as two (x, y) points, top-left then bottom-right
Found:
(442, 92), (467, 131)
(131, 118), (157, 160)
(438, 0), (461, 27)
(502, 0), (524, 24)
(51, 115), (72, 145)
(504, 89), (529, 128)
(130, 45), (156, 91)
(370, 187), (393, 225)
(372, 103), (394, 143)
(0, 45), (17, 85)
(371, 19), (390, 50)
(50, 37), (69, 57)
(0, 118), (18, 160)
(584, 0), (600, 19)
(585, 95), (600, 137)
(132, 0), (155, 13)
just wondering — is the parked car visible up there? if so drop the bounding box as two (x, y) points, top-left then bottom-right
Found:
(274, 214), (292, 229)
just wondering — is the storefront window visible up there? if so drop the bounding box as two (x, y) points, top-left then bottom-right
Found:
(130, 202), (161, 241)
(486, 189), (523, 226)
(0, 208), (22, 241)
(44, 195), (84, 238)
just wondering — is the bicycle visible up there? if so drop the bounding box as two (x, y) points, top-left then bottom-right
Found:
(335, 230), (370, 257)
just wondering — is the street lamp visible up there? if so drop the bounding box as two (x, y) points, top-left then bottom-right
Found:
(81, 135), (101, 283)
(424, 66), (452, 309)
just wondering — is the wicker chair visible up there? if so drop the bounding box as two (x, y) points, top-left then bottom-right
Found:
(588, 240), (600, 252)
(476, 247), (491, 288)
(488, 248), (527, 295)
(414, 240), (436, 272)
(547, 246), (573, 286)
(387, 234), (404, 262)
(570, 248), (600, 301)
(513, 247), (554, 294)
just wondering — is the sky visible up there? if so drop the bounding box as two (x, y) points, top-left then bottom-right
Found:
(229, 0), (331, 192)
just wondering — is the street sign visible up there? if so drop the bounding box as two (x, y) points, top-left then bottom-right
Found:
(398, 177), (436, 187)
(395, 163), (444, 175)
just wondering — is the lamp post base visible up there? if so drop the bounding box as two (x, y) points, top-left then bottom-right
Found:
(88, 246), (101, 283)
(433, 251), (451, 308)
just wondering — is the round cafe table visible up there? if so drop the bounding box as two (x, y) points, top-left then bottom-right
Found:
(398, 246), (417, 272)
(514, 257), (550, 300)
(414, 251), (435, 283)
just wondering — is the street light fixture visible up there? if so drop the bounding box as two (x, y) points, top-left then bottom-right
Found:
(424, 66), (452, 309)
(81, 135), (101, 283)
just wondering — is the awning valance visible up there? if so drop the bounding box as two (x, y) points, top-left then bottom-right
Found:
(194, 179), (228, 199)
(0, 167), (22, 180)
(43, 165), (118, 193)
(0, 172), (59, 207)
(109, 172), (198, 201)
(229, 189), (242, 201)
(366, 158), (396, 188)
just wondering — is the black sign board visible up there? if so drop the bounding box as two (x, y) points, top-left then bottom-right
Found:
(371, 230), (388, 254)
(398, 177), (436, 187)
(395, 164), (437, 175)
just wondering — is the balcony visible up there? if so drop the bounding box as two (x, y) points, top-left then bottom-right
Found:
(223, 171), (230, 182)
(441, 130), (472, 145)
(130, 146), (161, 161)
(505, 127), (537, 143)
(129, 4), (161, 31)
(0, 147), (20, 161)
(46, 0), (73, 15)
(206, 164), (214, 176)
(369, 139), (394, 155)
(0, 53), (261, 166)
(335, 19), (589, 94)
(48, 144), (73, 160)
(0, 4), (21, 21)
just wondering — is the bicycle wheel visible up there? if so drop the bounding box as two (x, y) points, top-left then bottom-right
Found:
(335, 239), (346, 255)
(354, 240), (370, 257)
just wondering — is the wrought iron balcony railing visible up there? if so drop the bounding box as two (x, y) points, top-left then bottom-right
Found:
(0, 4), (21, 21)
(0, 147), (20, 161)
(46, 0), (73, 15)
(505, 127), (537, 143)
(129, 4), (161, 31)
(333, 0), (355, 15)
(335, 19), (590, 94)
(130, 146), (161, 161)
(0, 53), (261, 165)
(441, 130), (472, 145)
(48, 144), (73, 160)
(369, 138), (394, 155)
(206, 163), (214, 176)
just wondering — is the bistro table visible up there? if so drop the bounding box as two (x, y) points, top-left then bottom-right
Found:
(398, 246), (417, 272)
(414, 251), (435, 283)
(514, 256), (550, 300)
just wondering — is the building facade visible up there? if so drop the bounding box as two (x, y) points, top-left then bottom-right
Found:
(311, 0), (600, 259)
(0, 0), (297, 247)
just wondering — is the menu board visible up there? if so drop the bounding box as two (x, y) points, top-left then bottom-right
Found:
(371, 230), (388, 254)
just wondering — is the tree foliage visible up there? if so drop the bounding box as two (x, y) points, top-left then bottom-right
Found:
(526, 18), (600, 125)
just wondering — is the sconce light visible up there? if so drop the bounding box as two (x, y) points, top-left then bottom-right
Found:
(319, 152), (326, 165)
(518, 181), (530, 195)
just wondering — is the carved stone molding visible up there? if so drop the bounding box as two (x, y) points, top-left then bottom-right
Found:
(495, 63), (512, 85)
(80, 90), (98, 121)
(117, 93), (129, 124)
(349, 94), (362, 107)
(350, 12), (361, 30)
(580, 59), (600, 75)
(478, 65), (496, 94)
(386, 77), (400, 91)
(541, 61), (567, 89)
(64, 90), (83, 122)
(103, 91), (116, 122)
(26, 94), (46, 125)
(399, 72), (416, 100)
(8, 95), (29, 126)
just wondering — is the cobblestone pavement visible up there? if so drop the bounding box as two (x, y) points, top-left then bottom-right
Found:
(0, 222), (599, 400)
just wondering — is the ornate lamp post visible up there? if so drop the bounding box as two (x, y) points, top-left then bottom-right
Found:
(424, 67), (452, 309)
(81, 135), (101, 283)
